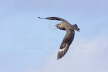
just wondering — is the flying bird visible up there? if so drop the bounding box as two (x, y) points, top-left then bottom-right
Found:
(38, 17), (80, 60)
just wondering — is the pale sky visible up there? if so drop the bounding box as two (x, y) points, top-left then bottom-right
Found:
(0, 0), (108, 72)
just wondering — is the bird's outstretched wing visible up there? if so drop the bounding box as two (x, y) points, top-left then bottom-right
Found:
(57, 30), (75, 59)
(38, 17), (67, 22)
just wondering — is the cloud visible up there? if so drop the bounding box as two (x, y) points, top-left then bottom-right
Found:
(39, 35), (108, 72)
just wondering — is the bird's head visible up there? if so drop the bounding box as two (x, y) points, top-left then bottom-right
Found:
(73, 24), (80, 31)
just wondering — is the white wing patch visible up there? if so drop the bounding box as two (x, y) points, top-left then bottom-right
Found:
(59, 48), (66, 52)
(58, 44), (68, 52)
(57, 44), (69, 59)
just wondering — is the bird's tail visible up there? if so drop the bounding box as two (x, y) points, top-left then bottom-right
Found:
(38, 17), (67, 22)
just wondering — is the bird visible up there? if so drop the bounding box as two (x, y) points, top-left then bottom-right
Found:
(38, 17), (80, 60)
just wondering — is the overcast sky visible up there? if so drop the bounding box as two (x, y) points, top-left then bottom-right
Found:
(0, 0), (108, 72)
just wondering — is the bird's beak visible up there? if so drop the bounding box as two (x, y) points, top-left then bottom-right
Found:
(77, 28), (80, 32)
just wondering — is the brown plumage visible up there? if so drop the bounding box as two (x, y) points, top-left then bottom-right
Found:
(38, 17), (80, 60)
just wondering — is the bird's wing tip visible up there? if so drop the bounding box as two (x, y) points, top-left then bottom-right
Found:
(37, 17), (41, 19)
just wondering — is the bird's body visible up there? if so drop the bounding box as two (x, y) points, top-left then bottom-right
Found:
(38, 17), (80, 59)
(56, 21), (76, 30)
